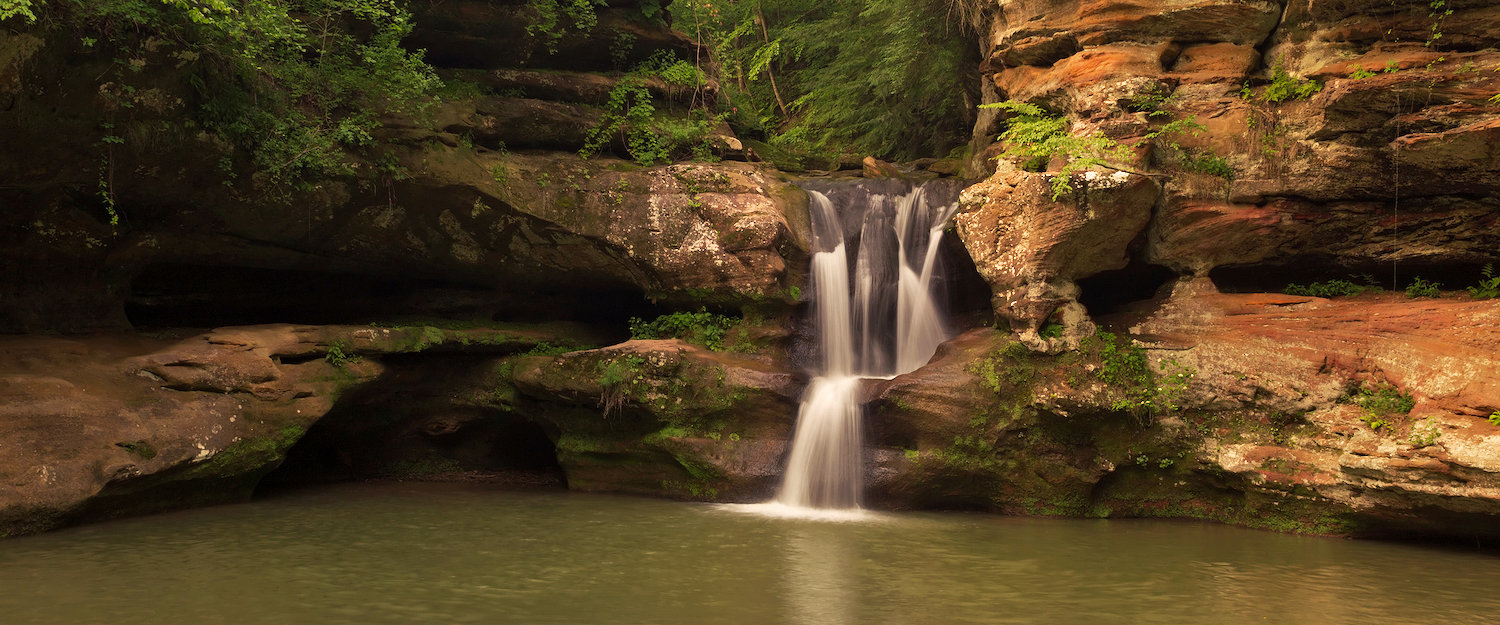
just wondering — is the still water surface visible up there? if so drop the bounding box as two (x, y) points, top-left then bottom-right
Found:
(1, 482), (1496, 625)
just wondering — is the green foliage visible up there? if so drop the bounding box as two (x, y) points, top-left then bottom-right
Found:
(1122, 84), (1176, 116)
(1283, 279), (1382, 297)
(1404, 277), (1441, 298)
(0, 0), (36, 22)
(597, 354), (646, 416)
(324, 339), (360, 367)
(1038, 322), (1064, 340)
(1248, 59), (1322, 103)
(675, 0), (975, 160)
(580, 54), (719, 166)
(1467, 264), (1499, 299)
(934, 434), (998, 471)
(1426, 0), (1452, 49)
(525, 0), (605, 54)
(629, 308), (740, 351)
(31, 0), (440, 198)
(1489, 412), (1500, 426)
(1407, 417), (1442, 448)
(982, 100), (1130, 199)
(1090, 330), (1195, 416)
(1144, 114), (1234, 180)
(491, 163), (510, 189)
(1348, 66), (1376, 80)
(1095, 330), (1150, 387)
(1179, 152), (1234, 179)
(1346, 381), (1415, 432)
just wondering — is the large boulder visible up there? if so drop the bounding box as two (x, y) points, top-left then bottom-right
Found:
(954, 166), (1161, 344)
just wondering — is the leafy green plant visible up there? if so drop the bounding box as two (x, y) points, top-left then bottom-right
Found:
(1179, 152), (1234, 180)
(1346, 381), (1415, 432)
(1283, 279), (1382, 297)
(1144, 115), (1234, 181)
(1489, 412), (1500, 426)
(31, 0), (441, 198)
(982, 100), (1130, 199)
(1095, 330), (1150, 387)
(1348, 66), (1376, 80)
(677, 0), (975, 160)
(1088, 330), (1196, 416)
(1122, 84), (1176, 116)
(629, 308), (740, 351)
(1038, 322), (1064, 340)
(325, 339), (360, 368)
(934, 435), (998, 471)
(597, 354), (646, 416)
(580, 54), (720, 166)
(1259, 59), (1323, 103)
(1404, 277), (1441, 298)
(1408, 417), (1442, 447)
(1466, 264), (1498, 299)
(1426, 0), (1452, 49)
(0, 0), (37, 22)
(524, 0), (605, 54)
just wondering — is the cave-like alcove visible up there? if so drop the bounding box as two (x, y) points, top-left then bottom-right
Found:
(1208, 258), (1492, 294)
(256, 353), (567, 496)
(124, 262), (658, 331)
(1077, 259), (1178, 318)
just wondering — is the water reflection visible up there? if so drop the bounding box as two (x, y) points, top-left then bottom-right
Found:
(1, 486), (1499, 625)
(783, 525), (859, 625)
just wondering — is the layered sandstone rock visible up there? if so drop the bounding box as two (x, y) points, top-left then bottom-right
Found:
(948, 0), (1500, 536)
(955, 166), (1160, 346)
(0, 322), (590, 536)
(969, 0), (1500, 298)
(865, 280), (1500, 537)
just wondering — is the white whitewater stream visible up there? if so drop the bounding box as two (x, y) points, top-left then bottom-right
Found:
(771, 182), (961, 513)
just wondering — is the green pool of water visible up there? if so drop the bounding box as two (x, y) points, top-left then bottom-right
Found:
(1, 482), (1496, 625)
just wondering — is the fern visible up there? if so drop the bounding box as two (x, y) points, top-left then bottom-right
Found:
(1468, 264), (1499, 299)
(982, 100), (1130, 199)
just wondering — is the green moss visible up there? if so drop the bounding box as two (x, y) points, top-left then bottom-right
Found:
(115, 440), (158, 460)
(380, 456), (464, 477)
(181, 425), (305, 480)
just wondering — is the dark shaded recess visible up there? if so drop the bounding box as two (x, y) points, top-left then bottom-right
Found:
(1077, 260), (1178, 317)
(1208, 258), (1496, 294)
(404, 3), (695, 72)
(259, 353), (565, 495)
(941, 233), (995, 329)
(123, 262), (656, 330)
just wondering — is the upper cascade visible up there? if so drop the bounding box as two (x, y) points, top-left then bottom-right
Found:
(775, 179), (962, 510)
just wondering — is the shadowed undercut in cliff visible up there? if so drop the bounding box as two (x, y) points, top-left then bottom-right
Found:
(123, 262), (658, 329)
(258, 352), (567, 494)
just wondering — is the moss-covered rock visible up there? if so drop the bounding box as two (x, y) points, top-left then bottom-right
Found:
(509, 339), (799, 501)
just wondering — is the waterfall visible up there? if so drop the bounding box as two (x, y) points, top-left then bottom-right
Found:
(774, 181), (961, 511)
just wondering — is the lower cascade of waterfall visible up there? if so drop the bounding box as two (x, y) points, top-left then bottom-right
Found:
(771, 180), (962, 512)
